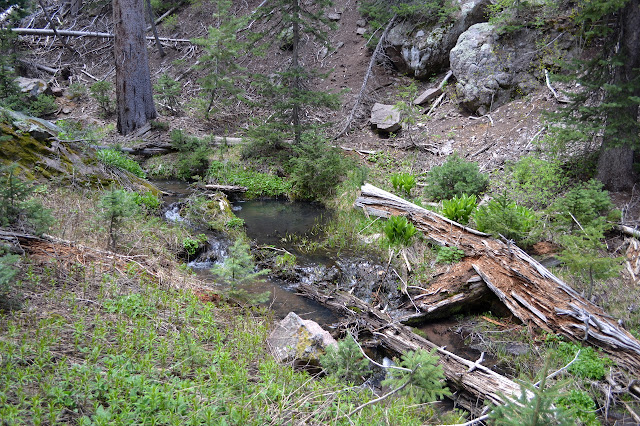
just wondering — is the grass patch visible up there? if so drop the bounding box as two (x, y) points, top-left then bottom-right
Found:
(208, 160), (292, 198)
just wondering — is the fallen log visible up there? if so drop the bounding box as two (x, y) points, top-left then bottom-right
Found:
(297, 282), (528, 415)
(355, 184), (640, 376)
(11, 27), (191, 43)
(203, 184), (247, 194)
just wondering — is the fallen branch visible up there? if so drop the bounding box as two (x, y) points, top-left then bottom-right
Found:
(12, 27), (191, 43)
(545, 69), (570, 103)
(334, 15), (396, 139)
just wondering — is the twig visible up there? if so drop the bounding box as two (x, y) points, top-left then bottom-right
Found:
(345, 371), (414, 417)
(534, 349), (581, 386)
(425, 92), (445, 117)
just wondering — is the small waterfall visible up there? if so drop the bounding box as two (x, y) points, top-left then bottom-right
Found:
(188, 237), (230, 269)
(164, 202), (185, 223)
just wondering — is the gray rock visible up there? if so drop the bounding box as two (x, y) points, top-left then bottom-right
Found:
(385, 0), (491, 78)
(370, 103), (401, 133)
(356, 19), (366, 28)
(1, 107), (61, 141)
(267, 312), (337, 365)
(450, 23), (540, 114)
(413, 87), (442, 105)
(15, 77), (51, 98)
(326, 12), (341, 21)
(356, 27), (366, 36)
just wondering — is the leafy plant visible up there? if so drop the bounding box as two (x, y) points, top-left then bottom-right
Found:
(275, 252), (296, 269)
(90, 81), (113, 116)
(503, 156), (568, 209)
(435, 246), (465, 264)
(96, 149), (146, 178)
(441, 194), (477, 225)
(183, 234), (207, 256)
(0, 252), (20, 309)
(391, 173), (416, 197)
(169, 129), (210, 180)
(472, 194), (536, 245)
(208, 160), (291, 198)
(552, 341), (611, 380)
(320, 335), (370, 384)
(226, 216), (245, 228)
(132, 191), (160, 213)
(382, 349), (451, 403)
(556, 390), (600, 426)
(383, 215), (418, 247)
(424, 154), (488, 201)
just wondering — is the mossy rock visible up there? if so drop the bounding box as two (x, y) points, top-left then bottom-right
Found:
(0, 107), (159, 195)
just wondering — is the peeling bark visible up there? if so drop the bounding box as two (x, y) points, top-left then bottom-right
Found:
(113, 0), (157, 135)
(354, 184), (640, 376)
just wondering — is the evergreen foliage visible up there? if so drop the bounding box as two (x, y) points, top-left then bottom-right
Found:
(287, 131), (348, 200)
(424, 155), (488, 201)
(382, 349), (451, 403)
(248, 0), (339, 148)
(0, 164), (53, 235)
(210, 239), (270, 304)
(549, 179), (615, 232)
(169, 129), (210, 180)
(319, 335), (370, 384)
(99, 189), (139, 251)
(193, 0), (247, 119)
(472, 194), (536, 245)
(502, 156), (568, 209)
(0, 251), (20, 309)
(90, 81), (114, 116)
(489, 366), (575, 426)
(153, 74), (181, 115)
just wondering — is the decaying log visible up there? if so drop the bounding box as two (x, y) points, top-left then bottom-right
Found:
(297, 282), (528, 415)
(355, 184), (640, 376)
(203, 184), (247, 194)
(11, 27), (191, 43)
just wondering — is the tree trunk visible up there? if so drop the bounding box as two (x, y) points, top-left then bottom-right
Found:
(113, 0), (157, 135)
(596, 0), (640, 191)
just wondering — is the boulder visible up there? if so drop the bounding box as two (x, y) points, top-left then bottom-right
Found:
(385, 0), (490, 78)
(326, 12), (341, 21)
(370, 103), (401, 133)
(449, 23), (540, 114)
(267, 312), (337, 365)
(15, 77), (51, 98)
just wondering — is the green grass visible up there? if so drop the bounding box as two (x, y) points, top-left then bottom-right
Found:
(0, 257), (439, 425)
(208, 160), (291, 198)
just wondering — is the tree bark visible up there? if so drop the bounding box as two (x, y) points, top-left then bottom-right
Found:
(596, 0), (640, 191)
(113, 0), (157, 135)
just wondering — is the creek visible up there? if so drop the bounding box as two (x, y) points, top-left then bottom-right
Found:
(154, 181), (488, 363)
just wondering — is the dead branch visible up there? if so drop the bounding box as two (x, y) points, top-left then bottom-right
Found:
(334, 15), (396, 139)
(12, 27), (191, 43)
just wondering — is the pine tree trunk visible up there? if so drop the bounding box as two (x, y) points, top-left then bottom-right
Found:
(597, 0), (640, 191)
(113, 0), (157, 135)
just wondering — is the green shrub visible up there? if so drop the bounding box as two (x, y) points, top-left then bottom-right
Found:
(435, 246), (465, 264)
(183, 234), (207, 256)
(170, 129), (210, 180)
(441, 194), (477, 225)
(90, 81), (113, 116)
(227, 216), (245, 228)
(320, 335), (370, 384)
(553, 341), (611, 380)
(67, 83), (87, 99)
(550, 179), (616, 231)
(99, 189), (139, 251)
(27, 94), (57, 117)
(383, 215), (418, 247)
(96, 149), (146, 178)
(0, 252), (20, 308)
(0, 164), (53, 235)
(391, 173), (416, 196)
(424, 155), (488, 201)
(556, 390), (600, 426)
(503, 156), (568, 209)
(288, 132), (348, 200)
(472, 194), (536, 244)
